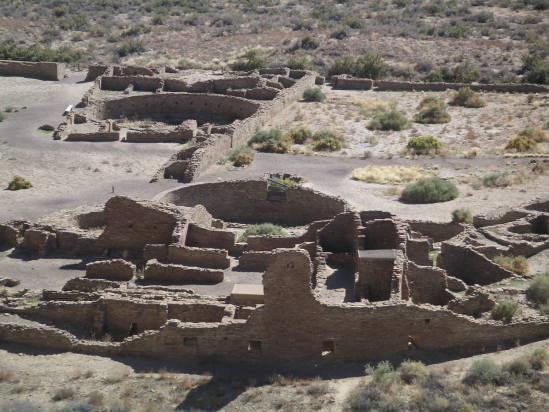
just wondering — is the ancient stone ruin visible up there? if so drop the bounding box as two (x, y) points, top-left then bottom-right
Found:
(2, 178), (549, 362)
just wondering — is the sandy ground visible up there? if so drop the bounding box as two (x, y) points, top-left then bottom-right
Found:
(0, 73), (180, 221)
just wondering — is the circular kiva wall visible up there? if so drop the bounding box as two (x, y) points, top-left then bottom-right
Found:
(95, 93), (260, 125)
(155, 180), (348, 226)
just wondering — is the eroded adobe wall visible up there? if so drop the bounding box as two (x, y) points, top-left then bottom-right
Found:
(0, 60), (66, 81)
(160, 180), (348, 225)
(331, 75), (549, 93)
(100, 76), (163, 92)
(408, 221), (466, 242)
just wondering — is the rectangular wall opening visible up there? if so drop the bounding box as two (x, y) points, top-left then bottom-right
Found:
(184, 337), (197, 346)
(322, 340), (335, 356)
(248, 340), (262, 353)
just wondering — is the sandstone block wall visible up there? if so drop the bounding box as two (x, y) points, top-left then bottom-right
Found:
(0, 60), (66, 81)
(167, 302), (227, 323)
(238, 251), (274, 271)
(86, 259), (136, 281)
(144, 260), (224, 283)
(186, 224), (236, 250)
(100, 76), (163, 92)
(166, 245), (230, 269)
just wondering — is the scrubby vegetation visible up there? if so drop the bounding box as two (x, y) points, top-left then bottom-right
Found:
(406, 136), (442, 155)
(310, 129), (343, 152)
(0, 40), (84, 63)
(493, 255), (529, 275)
(238, 223), (288, 242)
(352, 165), (427, 185)
(527, 272), (549, 306)
(231, 49), (266, 71)
(400, 177), (458, 204)
(482, 171), (513, 188)
(6, 176), (32, 191)
(451, 208), (473, 224)
(228, 146), (254, 167)
(414, 97), (451, 124)
(367, 109), (410, 131)
(303, 87), (326, 102)
(449, 87), (486, 108)
(491, 300), (520, 323)
(248, 129), (289, 153)
(505, 134), (538, 152)
(328, 53), (389, 79)
(287, 127), (313, 144)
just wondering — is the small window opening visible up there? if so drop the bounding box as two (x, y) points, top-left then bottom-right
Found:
(322, 340), (335, 356)
(184, 337), (197, 346)
(128, 322), (138, 336)
(424, 319), (431, 324)
(248, 340), (262, 353)
(407, 335), (419, 351)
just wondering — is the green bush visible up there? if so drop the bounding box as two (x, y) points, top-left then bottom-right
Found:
(116, 40), (145, 57)
(286, 55), (314, 70)
(505, 135), (538, 152)
(526, 272), (549, 305)
(491, 300), (520, 323)
(450, 87), (486, 108)
(354, 52), (389, 79)
(423, 64), (480, 83)
(482, 172), (512, 188)
(520, 53), (549, 85)
(312, 137), (342, 152)
(288, 127), (313, 144)
(0, 40), (84, 63)
(328, 56), (355, 77)
(6, 176), (32, 191)
(527, 348), (548, 370)
(400, 177), (458, 204)
(493, 255), (528, 275)
(406, 136), (442, 155)
(397, 360), (428, 384)
(452, 208), (473, 224)
(303, 87), (326, 102)
(463, 359), (510, 386)
(503, 357), (530, 376)
(365, 361), (398, 388)
(231, 49), (266, 71)
(228, 146), (254, 167)
(0, 112), (4, 122)
(238, 223), (288, 242)
(313, 129), (338, 141)
(518, 127), (546, 142)
(248, 129), (288, 153)
(367, 109), (410, 131)
(414, 98), (451, 124)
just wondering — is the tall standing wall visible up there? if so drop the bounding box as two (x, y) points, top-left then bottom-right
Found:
(0, 60), (66, 81)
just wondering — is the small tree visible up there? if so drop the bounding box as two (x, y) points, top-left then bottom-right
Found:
(354, 52), (389, 79)
(231, 49), (266, 71)
(400, 177), (458, 204)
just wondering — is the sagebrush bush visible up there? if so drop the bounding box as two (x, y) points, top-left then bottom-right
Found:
(313, 129), (339, 141)
(7, 176), (32, 191)
(0, 112), (4, 122)
(414, 98), (451, 124)
(491, 300), (520, 323)
(398, 360), (428, 384)
(493, 255), (528, 275)
(450, 87), (486, 108)
(518, 127), (546, 142)
(303, 87), (326, 102)
(0, 40), (84, 63)
(400, 177), (458, 204)
(328, 53), (388, 79)
(463, 359), (509, 386)
(231, 49), (266, 71)
(406, 136), (442, 155)
(312, 137), (342, 151)
(238, 223), (288, 242)
(288, 127), (313, 144)
(482, 172), (511, 188)
(368, 109), (410, 131)
(521, 53), (549, 85)
(248, 129), (289, 153)
(228, 146), (254, 167)
(526, 272), (549, 305)
(452, 208), (473, 224)
(286, 55), (314, 70)
(116, 40), (145, 57)
(365, 361), (398, 388)
(505, 135), (538, 152)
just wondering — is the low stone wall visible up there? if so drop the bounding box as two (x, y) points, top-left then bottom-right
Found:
(331, 75), (549, 94)
(166, 245), (230, 269)
(238, 251), (274, 271)
(100, 76), (163, 92)
(167, 302), (227, 323)
(125, 129), (190, 143)
(144, 260), (224, 283)
(0, 60), (66, 81)
(65, 132), (119, 142)
(408, 221), (466, 242)
(186, 224), (236, 250)
(86, 259), (136, 281)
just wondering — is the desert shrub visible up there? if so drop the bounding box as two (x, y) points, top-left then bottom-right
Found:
(450, 87), (486, 108)
(0, 112), (4, 122)
(503, 357), (531, 376)
(518, 127), (546, 142)
(288, 127), (313, 144)
(482, 172), (512, 187)
(367, 109), (410, 131)
(312, 137), (341, 151)
(414, 98), (451, 124)
(398, 360), (428, 384)
(406, 136), (442, 155)
(354, 52), (389, 79)
(344, 385), (408, 411)
(491, 300), (520, 323)
(452, 208), (473, 224)
(52, 387), (76, 401)
(177, 58), (200, 70)
(527, 348), (548, 370)
(423, 63), (480, 83)
(526, 272), (549, 305)
(6, 176), (32, 191)
(505, 134), (538, 152)
(228, 146), (254, 167)
(400, 177), (458, 203)
(238, 223), (288, 242)
(286, 55), (314, 70)
(493, 255), (529, 275)
(330, 28), (349, 40)
(352, 165), (427, 185)
(328, 56), (355, 76)
(520, 53), (549, 84)
(463, 359), (510, 386)
(303, 87), (326, 102)
(365, 361), (398, 388)
(312, 129), (338, 141)
(116, 40), (145, 57)
(248, 129), (289, 153)
(0, 40), (84, 63)
(295, 35), (319, 50)
(231, 49), (266, 71)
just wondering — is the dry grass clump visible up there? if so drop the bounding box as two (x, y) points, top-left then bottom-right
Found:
(493, 254), (529, 275)
(351, 98), (395, 115)
(449, 87), (486, 108)
(451, 208), (473, 224)
(526, 272), (549, 306)
(491, 300), (520, 323)
(228, 146), (254, 167)
(414, 97), (451, 124)
(52, 387), (76, 401)
(0, 366), (14, 382)
(352, 165), (428, 185)
(463, 146), (481, 158)
(367, 109), (410, 131)
(6, 175), (32, 190)
(406, 136), (442, 155)
(505, 134), (538, 152)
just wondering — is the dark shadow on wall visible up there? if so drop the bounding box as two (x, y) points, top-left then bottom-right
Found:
(324, 266), (356, 302)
